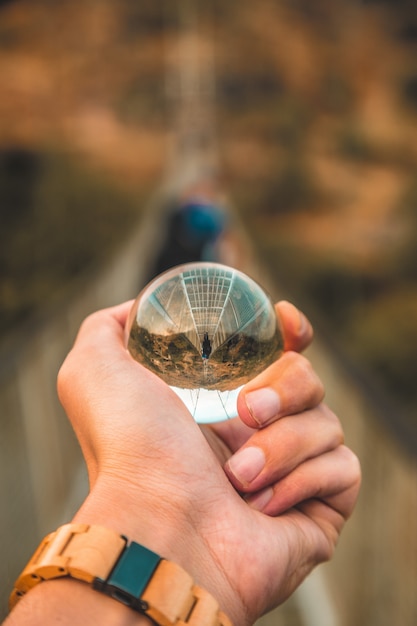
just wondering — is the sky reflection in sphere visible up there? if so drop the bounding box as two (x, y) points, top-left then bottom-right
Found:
(126, 262), (283, 423)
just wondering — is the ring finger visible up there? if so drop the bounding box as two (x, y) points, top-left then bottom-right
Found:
(225, 403), (344, 493)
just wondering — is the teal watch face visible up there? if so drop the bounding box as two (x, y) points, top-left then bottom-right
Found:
(94, 542), (160, 610)
(126, 262), (283, 423)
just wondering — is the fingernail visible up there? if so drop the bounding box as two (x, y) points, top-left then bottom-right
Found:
(246, 487), (273, 512)
(245, 388), (281, 425)
(227, 446), (266, 486)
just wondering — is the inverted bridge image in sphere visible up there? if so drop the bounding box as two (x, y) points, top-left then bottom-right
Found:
(126, 263), (283, 422)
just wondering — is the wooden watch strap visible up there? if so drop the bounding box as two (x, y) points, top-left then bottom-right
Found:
(9, 523), (126, 604)
(9, 523), (233, 626)
(142, 559), (232, 626)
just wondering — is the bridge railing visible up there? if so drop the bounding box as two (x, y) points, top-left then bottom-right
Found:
(304, 336), (417, 626)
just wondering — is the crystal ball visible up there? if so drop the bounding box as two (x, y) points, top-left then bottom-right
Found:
(125, 262), (283, 423)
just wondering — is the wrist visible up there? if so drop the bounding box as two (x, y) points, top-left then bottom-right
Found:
(73, 472), (192, 563)
(8, 522), (233, 626)
(72, 473), (242, 624)
(6, 577), (153, 625)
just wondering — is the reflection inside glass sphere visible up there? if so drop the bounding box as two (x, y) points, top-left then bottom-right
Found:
(126, 262), (283, 423)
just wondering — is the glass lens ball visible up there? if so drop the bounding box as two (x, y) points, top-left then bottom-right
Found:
(126, 262), (283, 423)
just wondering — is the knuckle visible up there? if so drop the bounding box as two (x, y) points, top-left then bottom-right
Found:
(56, 353), (73, 405)
(299, 358), (317, 384)
(291, 353), (325, 401)
(284, 351), (315, 379)
(318, 404), (345, 445)
(320, 403), (341, 425)
(340, 445), (362, 485)
(277, 352), (325, 410)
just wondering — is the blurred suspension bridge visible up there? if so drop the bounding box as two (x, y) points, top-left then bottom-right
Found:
(0, 6), (416, 626)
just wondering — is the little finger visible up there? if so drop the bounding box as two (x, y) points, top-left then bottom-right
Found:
(246, 445), (361, 521)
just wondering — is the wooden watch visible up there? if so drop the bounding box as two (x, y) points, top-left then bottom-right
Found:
(9, 523), (233, 626)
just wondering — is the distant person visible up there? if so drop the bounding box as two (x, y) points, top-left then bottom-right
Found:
(149, 197), (227, 280)
(202, 331), (212, 358)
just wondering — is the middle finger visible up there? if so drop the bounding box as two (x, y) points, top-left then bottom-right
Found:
(224, 404), (344, 493)
(237, 351), (325, 429)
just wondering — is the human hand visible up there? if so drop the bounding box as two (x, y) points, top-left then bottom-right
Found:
(57, 300), (361, 625)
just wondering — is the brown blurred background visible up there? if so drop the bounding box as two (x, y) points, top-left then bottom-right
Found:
(0, 1), (416, 624)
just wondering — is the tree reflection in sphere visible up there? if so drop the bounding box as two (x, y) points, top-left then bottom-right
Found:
(126, 262), (284, 423)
